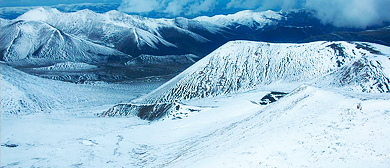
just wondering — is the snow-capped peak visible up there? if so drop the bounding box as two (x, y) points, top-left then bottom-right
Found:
(194, 10), (283, 28)
(16, 7), (59, 21)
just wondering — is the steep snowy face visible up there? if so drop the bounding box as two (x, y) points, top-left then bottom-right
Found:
(0, 20), (129, 66)
(139, 41), (389, 105)
(314, 44), (390, 93)
(103, 41), (390, 120)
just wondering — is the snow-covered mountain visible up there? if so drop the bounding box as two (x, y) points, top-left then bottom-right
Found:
(0, 3), (120, 20)
(0, 19), (130, 67)
(12, 7), (226, 57)
(1, 7), (389, 84)
(102, 41), (390, 120)
(142, 41), (390, 102)
(195, 10), (283, 30)
(4, 7), (389, 61)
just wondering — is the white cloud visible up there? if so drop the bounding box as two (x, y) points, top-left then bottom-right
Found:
(118, 0), (159, 13)
(164, 0), (189, 16)
(305, 0), (390, 28)
(186, 0), (217, 15)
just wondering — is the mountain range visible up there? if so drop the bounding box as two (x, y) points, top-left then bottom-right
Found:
(1, 7), (390, 83)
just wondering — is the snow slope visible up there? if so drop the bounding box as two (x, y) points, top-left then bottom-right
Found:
(155, 85), (390, 167)
(144, 41), (389, 102)
(2, 39), (390, 167)
(2, 84), (390, 167)
(102, 41), (390, 120)
(0, 62), (162, 115)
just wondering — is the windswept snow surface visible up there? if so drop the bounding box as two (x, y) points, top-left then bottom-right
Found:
(0, 62), (163, 115)
(2, 83), (390, 167)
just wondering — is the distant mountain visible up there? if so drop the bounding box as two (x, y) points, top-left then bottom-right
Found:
(301, 26), (390, 46)
(0, 3), (120, 20)
(194, 10), (283, 30)
(12, 7), (227, 57)
(7, 7), (389, 59)
(0, 19), (130, 67)
(101, 41), (390, 120)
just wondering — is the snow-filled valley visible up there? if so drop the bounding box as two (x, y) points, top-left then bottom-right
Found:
(2, 39), (390, 167)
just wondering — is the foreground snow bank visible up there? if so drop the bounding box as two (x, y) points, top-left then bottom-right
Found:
(160, 85), (390, 167)
(2, 85), (390, 167)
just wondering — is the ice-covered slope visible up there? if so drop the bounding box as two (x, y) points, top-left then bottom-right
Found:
(102, 41), (390, 120)
(0, 20), (130, 66)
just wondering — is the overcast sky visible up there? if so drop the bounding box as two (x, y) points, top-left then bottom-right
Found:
(1, 0), (389, 28)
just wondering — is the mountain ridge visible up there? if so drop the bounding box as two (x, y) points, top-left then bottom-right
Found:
(2, 7), (390, 83)
(101, 41), (390, 120)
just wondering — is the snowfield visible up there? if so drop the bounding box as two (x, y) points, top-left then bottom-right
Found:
(0, 62), (163, 115)
(2, 41), (390, 167)
(2, 84), (390, 167)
